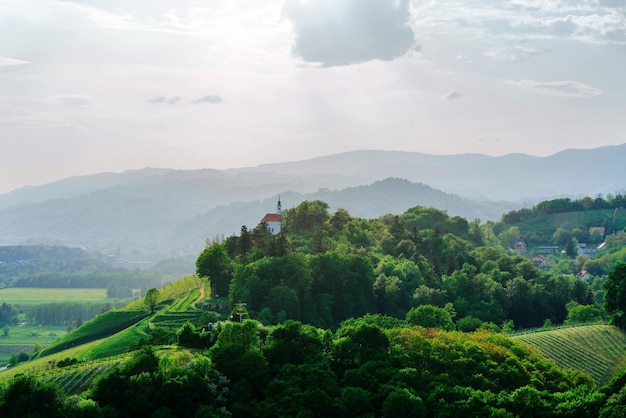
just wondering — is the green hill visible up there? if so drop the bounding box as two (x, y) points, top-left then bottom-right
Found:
(1, 275), (209, 377)
(32, 275), (208, 359)
(37, 310), (150, 357)
(511, 324), (626, 386)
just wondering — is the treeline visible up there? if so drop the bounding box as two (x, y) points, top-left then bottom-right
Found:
(5, 318), (626, 417)
(502, 194), (626, 225)
(11, 271), (161, 289)
(27, 302), (117, 325)
(0, 245), (85, 262)
(197, 201), (595, 330)
(0, 245), (168, 290)
(0, 303), (17, 326)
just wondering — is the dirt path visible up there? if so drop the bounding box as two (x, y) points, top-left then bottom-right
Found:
(193, 282), (205, 304)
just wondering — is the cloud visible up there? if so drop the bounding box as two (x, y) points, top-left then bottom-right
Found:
(0, 57), (30, 66)
(505, 79), (605, 98)
(192, 95), (223, 104)
(410, 0), (626, 45)
(445, 91), (462, 100)
(146, 96), (181, 105)
(282, 0), (417, 66)
(484, 46), (542, 62)
(47, 94), (98, 107)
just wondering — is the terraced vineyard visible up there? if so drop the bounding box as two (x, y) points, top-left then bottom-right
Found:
(42, 355), (130, 395)
(512, 324), (626, 386)
(151, 311), (203, 328)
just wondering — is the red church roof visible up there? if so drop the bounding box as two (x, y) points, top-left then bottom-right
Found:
(261, 213), (282, 223)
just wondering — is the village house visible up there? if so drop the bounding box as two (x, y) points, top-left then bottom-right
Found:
(531, 254), (547, 269)
(513, 241), (527, 254)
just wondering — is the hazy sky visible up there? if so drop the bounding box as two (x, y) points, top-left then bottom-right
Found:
(1, 0), (625, 194)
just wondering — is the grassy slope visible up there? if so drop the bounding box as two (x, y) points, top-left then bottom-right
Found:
(0, 338), (107, 381)
(37, 310), (150, 357)
(80, 317), (153, 360)
(511, 324), (626, 386)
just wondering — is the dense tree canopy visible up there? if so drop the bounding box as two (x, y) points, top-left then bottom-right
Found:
(192, 202), (602, 331)
(12, 316), (618, 417)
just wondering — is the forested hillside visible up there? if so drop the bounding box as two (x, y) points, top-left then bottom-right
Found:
(197, 200), (600, 330)
(4, 199), (626, 416)
(498, 194), (626, 278)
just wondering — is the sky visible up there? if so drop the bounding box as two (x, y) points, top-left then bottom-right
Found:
(1, 0), (625, 194)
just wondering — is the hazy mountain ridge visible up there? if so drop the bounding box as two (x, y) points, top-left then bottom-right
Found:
(252, 144), (626, 200)
(0, 178), (510, 257)
(0, 145), (623, 256)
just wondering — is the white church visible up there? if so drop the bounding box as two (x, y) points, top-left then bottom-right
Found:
(260, 197), (282, 234)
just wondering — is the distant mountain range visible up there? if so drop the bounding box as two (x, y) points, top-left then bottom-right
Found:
(0, 144), (624, 258)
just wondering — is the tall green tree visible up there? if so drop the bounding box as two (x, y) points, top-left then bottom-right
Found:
(0, 375), (67, 418)
(605, 263), (626, 328)
(196, 243), (231, 297)
(144, 287), (160, 314)
(565, 236), (580, 259)
(406, 304), (455, 331)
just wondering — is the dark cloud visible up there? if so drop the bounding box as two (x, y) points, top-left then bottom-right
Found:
(146, 96), (181, 105)
(192, 95), (223, 104)
(598, 0), (623, 7)
(445, 91), (462, 100)
(282, 0), (416, 66)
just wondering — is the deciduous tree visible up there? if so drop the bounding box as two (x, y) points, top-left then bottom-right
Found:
(604, 263), (626, 327)
(196, 243), (231, 297)
(144, 287), (160, 314)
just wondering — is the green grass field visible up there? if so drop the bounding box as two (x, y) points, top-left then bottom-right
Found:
(512, 324), (626, 386)
(0, 287), (138, 364)
(0, 324), (68, 365)
(0, 288), (110, 304)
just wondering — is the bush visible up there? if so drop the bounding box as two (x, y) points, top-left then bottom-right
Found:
(457, 316), (484, 332)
